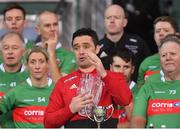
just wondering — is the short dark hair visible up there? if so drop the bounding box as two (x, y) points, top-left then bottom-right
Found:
(72, 28), (99, 46)
(3, 3), (26, 20)
(154, 16), (179, 32)
(159, 33), (180, 49)
(110, 47), (136, 66)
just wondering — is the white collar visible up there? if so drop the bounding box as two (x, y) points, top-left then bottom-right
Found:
(129, 81), (136, 90)
(160, 70), (165, 82)
(24, 38), (28, 44)
(26, 77), (52, 87)
(0, 63), (25, 73)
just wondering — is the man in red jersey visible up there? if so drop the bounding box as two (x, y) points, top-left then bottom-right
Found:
(44, 28), (132, 128)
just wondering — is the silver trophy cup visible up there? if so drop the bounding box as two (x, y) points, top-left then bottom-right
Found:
(77, 74), (103, 117)
(85, 104), (114, 129)
(77, 74), (113, 128)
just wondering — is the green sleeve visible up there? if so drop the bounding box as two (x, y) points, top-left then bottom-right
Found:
(0, 54), (2, 64)
(137, 59), (147, 86)
(59, 52), (76, 74)
(131, 84), (139, 98)
(25, 40), (36, 50)
(133, 84), (150, 118)
(0, 90), (16, 114)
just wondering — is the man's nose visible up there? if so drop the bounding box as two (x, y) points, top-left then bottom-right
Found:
(79, 47), (85, 54)
(7, 48), (13, 54)
(110, 17), (115, 23)
(166, 53), (171, 60)
(11, 19), (16, 24)
(50, 25), (56, 31)
(118, 67), (124, 73)
(159, 31), (165, 38)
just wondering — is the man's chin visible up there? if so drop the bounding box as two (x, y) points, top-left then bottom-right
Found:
(6, 63), (19, 67)
(79, 63), (91, 69)
(108, 32), (119, 35)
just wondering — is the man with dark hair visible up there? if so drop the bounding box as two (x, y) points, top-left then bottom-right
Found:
(44, 28), (132, 128)
(110, 48), (138, 93)
(137, 16), (179, 87)
(0, 3), (35, 61)
(110, 48), (139, 128)
(3, 3), (26, 34)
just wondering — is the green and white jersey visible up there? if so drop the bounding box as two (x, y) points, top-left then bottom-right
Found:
(129, 81), (139, 97)
(0, 64), (29, 128)
(133, 73), (180, 128)
(0, 64), (29, 97)
(137, 54), (161, 86)
(0, 78), (55, 128)
(56, 48), (76, 74)
(24, 38), (35, 50)
(36, 42), (77, 74)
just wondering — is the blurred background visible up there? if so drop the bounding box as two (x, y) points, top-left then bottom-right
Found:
(0, 0), (180, 53)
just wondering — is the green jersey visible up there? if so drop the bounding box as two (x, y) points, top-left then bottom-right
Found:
(25, 39), (35, 50)
(56, 48), (76, 74)
(0, 55), (2, 65)
(0, 64), (29, 128)
(137, 54), (161, 86)
(35, 42), (77, 74)
(0, 64), (29, 96)
(129, 81), (139, 97)
(133, 73), (180, 128)
(0, 78), (55, 128)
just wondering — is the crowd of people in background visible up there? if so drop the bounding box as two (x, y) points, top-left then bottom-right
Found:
(0, 2), (179, 128)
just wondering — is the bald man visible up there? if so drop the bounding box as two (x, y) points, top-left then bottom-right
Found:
(35, 10), (76, 82)
(98, 4), (151, 82)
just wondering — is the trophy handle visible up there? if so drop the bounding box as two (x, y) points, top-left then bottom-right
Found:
(85, 106), (95, 121)
(104, 104), (114, 121)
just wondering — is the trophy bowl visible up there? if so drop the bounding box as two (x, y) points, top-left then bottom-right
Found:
(85, 105), (114, 129)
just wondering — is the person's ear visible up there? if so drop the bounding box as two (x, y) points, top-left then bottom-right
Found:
(35, 25), (41, 35)
(23, 19), (27, 28)
(131, 65), (135, 74)
(21, 47), (26, 55)
(95, 45), (100, 54)
(123, 18), (128, 27)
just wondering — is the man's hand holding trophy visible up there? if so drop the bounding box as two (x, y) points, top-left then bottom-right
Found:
(77, 74), (114, 129)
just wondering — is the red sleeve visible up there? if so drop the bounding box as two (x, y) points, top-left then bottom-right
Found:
(102, 70), (132, 106)
(44, 79), (74, 128)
